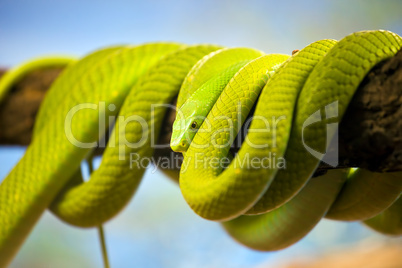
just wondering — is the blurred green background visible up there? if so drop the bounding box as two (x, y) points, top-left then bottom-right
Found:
(1, 0), (401, 267)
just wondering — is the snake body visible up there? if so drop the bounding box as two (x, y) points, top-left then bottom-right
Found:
(0, 30), (401, 265)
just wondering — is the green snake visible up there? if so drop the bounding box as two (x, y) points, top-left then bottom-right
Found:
(0, 30), (401, 266)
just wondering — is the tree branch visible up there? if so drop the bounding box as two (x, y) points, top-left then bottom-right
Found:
(1, 49), (402, 175)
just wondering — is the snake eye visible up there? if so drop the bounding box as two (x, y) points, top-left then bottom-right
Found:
(191, 121), (198, 129)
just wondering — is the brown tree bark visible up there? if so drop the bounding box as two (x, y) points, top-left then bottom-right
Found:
(1, 49), (402, 175)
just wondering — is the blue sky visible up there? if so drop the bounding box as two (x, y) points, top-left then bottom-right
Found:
(1, 0), (401, 267)
(1, 0), (401, 67)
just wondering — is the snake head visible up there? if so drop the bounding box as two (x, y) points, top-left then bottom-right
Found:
(170, 101), (206, 152)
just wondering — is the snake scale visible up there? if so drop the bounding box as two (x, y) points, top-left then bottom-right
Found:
(0, 30), (401, 266)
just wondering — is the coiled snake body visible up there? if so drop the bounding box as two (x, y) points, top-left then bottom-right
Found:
(0, 30), (401, 266)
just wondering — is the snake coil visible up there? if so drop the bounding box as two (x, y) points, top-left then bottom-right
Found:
(0, 30), (401, 266)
